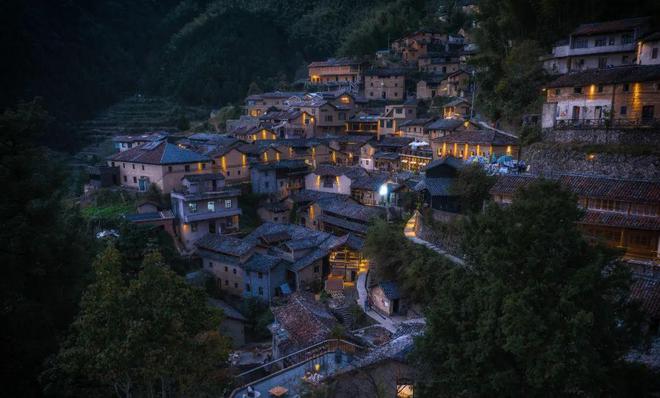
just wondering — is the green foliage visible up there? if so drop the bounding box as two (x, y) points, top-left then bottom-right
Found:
(449, 163), (496, 214)
(413, 180), (648, 396)
(364, 220), (410, 283)
(520, 124), (543, 146)
(239, 297), (274, 342)
(48, 246), (231, 397)
(210, 104), (242, 132)
(239, 192), (265, 232)
(0, 99), (94, 396)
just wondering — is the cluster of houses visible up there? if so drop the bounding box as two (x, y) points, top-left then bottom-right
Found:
(91, 16), (660, 398)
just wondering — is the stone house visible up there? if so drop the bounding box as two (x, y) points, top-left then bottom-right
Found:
(207, 146), (251, 185)
(245, 91), (306, 117)
(257, 201), (291, 224)
(170, 173), (241, 251)
(490, 174), (660, 263)
(377, 102), (417, 138)
(369, 281), (405, 316)
(259, 109), (315, 139)
(364, 68), (408, 100)
(443, 97), (471, 118)
(308, 58), (365, 86)
(398, 117), (438, 142)
(230, 126), (278, 142)
(413, 157), (464, 212)
(416, 73), (446, 99)
(431, 129), (519, 160)
(418, 52), (461, 74)
(637, 32), (660, 66)
(305, 165), (369, 196)
(251, 159), (311, 198)
(540, 17), (652, 75)
(542, 64), (660, 129)
(107, 141), (213, 193)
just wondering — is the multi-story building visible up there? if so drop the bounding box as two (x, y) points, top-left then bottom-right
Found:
(230, 126), (278, 142)
(364, 68), (407, 100)
(443, 97), (471, 118)
(245, 91), (306, 117)
(541, 17), (652, 75)
(259, 109), (315, 139)
(377, 102), (418, 137)
(107, 141), (212, 193)
(416, 73), (445, 99)
(345, 112), (379, 136)
(637, 32), (660, 65)
(490, 174), (660, 263)
(418, 52), (462, 74)
(308, 58), (365, 87)
(251, 160), (311, 198)
(541, 64), (660, 129)
(398, 117), (438, 141)
(208, 146), (250, 185)
(304, 165), (368, 196)
(171, 173), (242, 251)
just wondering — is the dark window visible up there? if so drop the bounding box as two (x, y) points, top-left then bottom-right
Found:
(608, 36), (615, 45)
(207, 262), (212, 269)
(622, 55), (629, 64)
(225, 280), (228, 286)
(594, 38), (606, 47)
(598, 57), (607, 69)
(234, 283), (238, 288)
(555, 89), (560, 95)
(168, 166), (172, 172)
(224, 266), (228, 272)
(111, 162), (115, 167)
(622, 83), (629, 92)
(597, 84), (604, 93)
(246, 284), (251, 292)
(314, 265), (320, 273)
(233, 268), (237, 274)
(133, 176), (137, 183)
(191, 222), (197, 232)
(141, 165), (144, 170)
(123, 176), (127, 182)
(621, 33), (633, 44)
(573, 87), (582, 94)
(185, 165), (190, 172)
(258, 287), (263, 296)
(132, 164), (135, 169)
(620, 106), (627, 115)
(258, 272), (263, 279)
(653, 48), (659, 59)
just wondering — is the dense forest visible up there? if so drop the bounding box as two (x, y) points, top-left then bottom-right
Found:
(2, 0), (658, 133)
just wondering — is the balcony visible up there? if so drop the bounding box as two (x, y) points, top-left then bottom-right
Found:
(229, 339), (363, 398)
(181, 207), (242, 223)
(554, 118), (660, 130)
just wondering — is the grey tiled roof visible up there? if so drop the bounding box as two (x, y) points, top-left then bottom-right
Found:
(108, 141), (210, 165)
(195, 234), (254, 257)
(546, 65), (660, 88)
(379, 281), (401, 300)
(414, 177), (454, 196)
(426, 118), (464, 131)
(289, 248), (328, 272)
(208, 298), (247, 321)
(243, 253), (286, 272)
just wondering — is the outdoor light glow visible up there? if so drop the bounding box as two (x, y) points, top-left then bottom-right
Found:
(379, 184), (388, 196)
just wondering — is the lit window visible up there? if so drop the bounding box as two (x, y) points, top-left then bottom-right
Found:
(225, 199), (232, 208)
(188, 203), (197, 213)
(208, 201), (215, 212)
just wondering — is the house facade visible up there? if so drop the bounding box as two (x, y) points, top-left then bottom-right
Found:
(364, 68), (407, 100)
(308, 58), (364, 86)
(431, 130), (519, 160)
(542, 64), (660, 129)
(541, 17), (651, 75)
(107, 141), (213, 193)
(171, 174), (241, 251)
(251, 160), (311, 198)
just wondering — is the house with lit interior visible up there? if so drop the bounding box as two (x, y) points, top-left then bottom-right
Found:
(431, 129), (519, 160)
(107, 141), (212, 193)
(540, 17), (652, 75)
(244, 91), (306, 117)
(490, 174), (660, 264)
(308, 58), (365, 87)
(541, 64), (660, 129)
(170, 173), (241, 252)
(305, 164), (369, 196)
(251, 159), (311, 198)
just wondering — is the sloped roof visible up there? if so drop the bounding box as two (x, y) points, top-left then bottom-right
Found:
(414, 177), (454, 196)
(208, 298), (247, 322)
(490, 174), (539, 196)
(630, 276), (660, 321)
(309, 57), (361, 68)
(271, 292), (338, 348)
(378, 281), (401, 300)
(195, 234), (254, 257)
(399, 117), (437, 127)
(289, 248), (328, 272)
(243, 253), (285, 272)
(426, 118), (464, 131)
(108, 141), (210, 165)
(350, 173), (390, 191)
(571, 17), (650, 36)
(580, 211), (660, 231)
(318, 198), (384, 222)
(424, 156), (465, 172)
(558, 175), (660, 203)
(547, 65), (660, 88)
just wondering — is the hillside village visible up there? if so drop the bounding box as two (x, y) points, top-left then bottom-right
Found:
(69, 12), (660, 398)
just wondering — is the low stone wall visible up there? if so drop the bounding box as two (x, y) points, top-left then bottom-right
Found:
(542, 128), (660, 146)
(522, 143), (660, 180)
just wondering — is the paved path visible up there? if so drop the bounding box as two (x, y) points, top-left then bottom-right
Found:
(356, 271), (398, 333)
(404, 212), (465, 266)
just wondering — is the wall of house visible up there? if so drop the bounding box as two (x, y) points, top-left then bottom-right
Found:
(365, 75), (405, 100)
(638, 40), (660, 65)
(416, 80), (440, 99)
(295, 258), (324, 290)
(243, 264), (287, 301)
(257, 208), (291, 224)
(546, 80), (660, 122)
(431, 140), (515, 160)
(369, 286), (393, 316)
(108, 160), (212, 193)
(203, 257), (245, 297)
(309, 65), (361, 83)
(215, 149), (250, 184)
(304, 173), (352, 195)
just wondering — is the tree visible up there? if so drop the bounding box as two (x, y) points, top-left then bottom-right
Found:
(0, 99), (93, 396)
(450, 163), (496, 214)
(363, 219), (411, 282)
(413, 180), (648, 396)
(49, 247), (231, 397)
